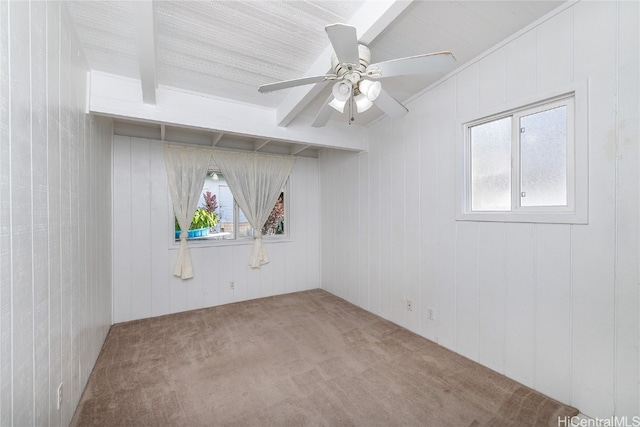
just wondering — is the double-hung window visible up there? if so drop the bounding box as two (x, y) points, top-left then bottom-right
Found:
(457, 83), (588, 224)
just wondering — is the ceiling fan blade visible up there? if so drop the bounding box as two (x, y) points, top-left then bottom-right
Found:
(258, 75), (334, 93)
(373, 88), (408, 119)
(367, 51), (456, 79)
(311, 95), (336, 128)
(325, 23), (360, 65)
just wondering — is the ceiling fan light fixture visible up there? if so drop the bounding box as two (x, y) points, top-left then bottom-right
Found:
(332, 81), (352, 102)
(359, 79), (382, 101)
(329, 97), (347, 113)
(354, 92), (373, 113)
(257, 23), (455, 127)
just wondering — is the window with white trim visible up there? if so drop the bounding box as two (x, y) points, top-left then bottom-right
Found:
(457, 85), (588, 224)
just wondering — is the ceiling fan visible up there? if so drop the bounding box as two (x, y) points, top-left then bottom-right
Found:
(258, 23), (457, 127)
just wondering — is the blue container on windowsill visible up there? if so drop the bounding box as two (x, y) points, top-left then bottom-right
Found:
(175, 228), (210, 239)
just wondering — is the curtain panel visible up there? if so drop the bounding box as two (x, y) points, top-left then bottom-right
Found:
(164, 145), (212, 279)
(211, 150), (295, 268)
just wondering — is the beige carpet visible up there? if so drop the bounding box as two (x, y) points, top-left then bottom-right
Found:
(71, 289), (578, 426)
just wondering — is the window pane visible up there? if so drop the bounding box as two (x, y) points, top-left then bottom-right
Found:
(470, 117), (512, 211)
(237, 207), (251, 238)
(520, 106), (567, 207)
(204, 176), (234, 240)
(262, 192), (285, 236)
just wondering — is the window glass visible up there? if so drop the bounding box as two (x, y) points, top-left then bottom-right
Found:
(262, 193), (285, 236)
(519, 106), (567, 207)
(470, 117), (512, 211)
(216, 184), (234, 236)
(175, 172), (286, 241)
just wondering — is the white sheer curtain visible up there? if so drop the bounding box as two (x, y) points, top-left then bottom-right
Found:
(164, 145), (212, 279)
(211, 150), (295, 268)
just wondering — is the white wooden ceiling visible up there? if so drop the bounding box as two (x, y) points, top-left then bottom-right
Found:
(67, 0), (565, 153)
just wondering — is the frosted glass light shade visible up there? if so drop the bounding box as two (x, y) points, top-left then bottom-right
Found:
(354, 93), (373, 113)
(359, 79), (381, 101)
(329, 98), (347, 113)
(332, 81), (352, 102)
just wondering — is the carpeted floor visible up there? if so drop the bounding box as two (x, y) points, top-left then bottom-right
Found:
(71, 289), (578, 426)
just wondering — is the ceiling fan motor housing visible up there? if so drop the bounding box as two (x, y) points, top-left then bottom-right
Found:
(331, 44), (371, 86)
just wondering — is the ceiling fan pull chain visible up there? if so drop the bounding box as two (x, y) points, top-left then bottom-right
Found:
(349, 97), (355, 124)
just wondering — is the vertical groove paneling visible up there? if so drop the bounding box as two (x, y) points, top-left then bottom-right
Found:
(390, 118), (406, 325)
(306, 157), (321, 290)
(504, 223), (535, 387)
(378, 122), (392, 320)
(348, 154), (359, 305)
(290, 155), (308, 295)
(149, 140), (170, 316)
(455, 222), (479, 361)
(0, 2), (13, 425)
(0, 0), (11, 424)
(535, 7), (573, 90)
(368, 135), (381, 314)
(534, 225), (572, 403)
(111, 137), (322, 324)
(30, 2), (49, 424)
(130, 140), (152, 319)
(111, 137), (132, 323)
(357, 153), (370, 311)
(336, 152), (350, 301)
(318, 1), (638, 419)
(404, 110), (420, 333)
(613, 0), (640, 417)
(504, 30), (536, 102)
(58, 18), (73, 421)
(434, 79), (457, 351)
(45, 4), (61, 424)
(10, 2), (34, 423)
(570, 0), (618, 416)
(0, 1), (113, 424)
(477, 223), (506, 373)
(418, 95), (438, 341)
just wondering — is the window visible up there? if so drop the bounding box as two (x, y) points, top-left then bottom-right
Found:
(174, 172), (287, 241)
(457, 83), (588, 224)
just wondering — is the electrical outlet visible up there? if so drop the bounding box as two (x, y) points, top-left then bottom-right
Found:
(406, 299), (413, 311)
(56, 383), (63, 410)
(427, 307), (435, 321)
(229, 280), (235, 289)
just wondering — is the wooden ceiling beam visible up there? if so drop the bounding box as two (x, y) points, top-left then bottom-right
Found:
(254, 139), (271, 151)
(290, 144), (309, 156)
(89, 71), (367, 152)
(211, 132), (223, 146)
(133, 0), (157, 105)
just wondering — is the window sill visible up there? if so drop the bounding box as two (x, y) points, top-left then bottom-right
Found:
(170, 235), (292, 249)
(455, 210), (587, 225)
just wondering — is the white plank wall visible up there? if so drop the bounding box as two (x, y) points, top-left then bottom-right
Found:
(0, 1), (113, 426)
(318, 1), (639, 420)
(111, 136), (321, 324)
